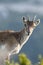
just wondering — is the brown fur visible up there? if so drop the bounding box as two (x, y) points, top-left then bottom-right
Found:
(0, 16), (40, 65)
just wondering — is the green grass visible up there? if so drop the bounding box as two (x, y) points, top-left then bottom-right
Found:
(5, 53), (43, 65)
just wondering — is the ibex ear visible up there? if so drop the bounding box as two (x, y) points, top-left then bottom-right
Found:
(34, 19), (40, 27)
(36, 19), (40, 26)
(22, 16), (27, 23)
(23, 17), (25, 20)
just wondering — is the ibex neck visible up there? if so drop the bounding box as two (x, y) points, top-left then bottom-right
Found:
(19, 28), (33, 46)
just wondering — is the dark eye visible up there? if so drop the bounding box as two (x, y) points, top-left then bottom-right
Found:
(24, 24), (26, 27)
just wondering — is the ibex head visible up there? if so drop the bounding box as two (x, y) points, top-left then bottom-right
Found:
(23, 16), (40, 35)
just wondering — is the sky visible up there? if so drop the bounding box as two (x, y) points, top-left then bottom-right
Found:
(0, 0), (43, 64)
(0, 0), (43, 17)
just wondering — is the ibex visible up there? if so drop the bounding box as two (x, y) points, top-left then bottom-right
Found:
(0, 16), (40, 65)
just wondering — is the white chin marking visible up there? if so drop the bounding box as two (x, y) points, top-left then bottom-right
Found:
(34, 23), (37, 26)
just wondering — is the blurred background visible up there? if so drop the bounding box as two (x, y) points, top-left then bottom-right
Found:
(0, 0), (43, 64)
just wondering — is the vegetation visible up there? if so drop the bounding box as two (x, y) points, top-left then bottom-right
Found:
(5, 53), (43, 65)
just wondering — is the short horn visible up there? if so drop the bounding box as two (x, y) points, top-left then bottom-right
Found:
(33, 15), (37, 21)
(28, 16), (30, 21)
(27, 16), (30, 21)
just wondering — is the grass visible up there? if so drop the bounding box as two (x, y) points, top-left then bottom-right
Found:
(5, 53), (43, 65)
